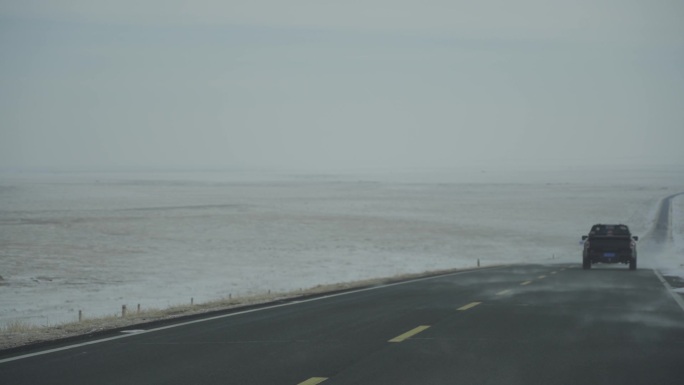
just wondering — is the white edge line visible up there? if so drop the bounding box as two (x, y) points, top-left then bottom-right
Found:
(0, 265), (508, 364)
(653, 268), (684, 314)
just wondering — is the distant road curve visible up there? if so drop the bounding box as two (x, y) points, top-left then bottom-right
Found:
(647, 192), (684, 243)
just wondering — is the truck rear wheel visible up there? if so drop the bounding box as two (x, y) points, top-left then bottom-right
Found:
(583, 259), (591, 270)
(629, 258), (637, 270)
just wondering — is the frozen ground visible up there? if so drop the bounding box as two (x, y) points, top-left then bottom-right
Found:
(1, 165), (683, 327)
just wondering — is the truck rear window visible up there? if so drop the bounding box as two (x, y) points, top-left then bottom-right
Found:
(589, 225), (630, 236)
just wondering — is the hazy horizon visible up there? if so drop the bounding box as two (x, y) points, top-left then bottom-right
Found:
(2, 1), (683, 171)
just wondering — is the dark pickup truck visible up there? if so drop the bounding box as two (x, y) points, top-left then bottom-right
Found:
(582, 224), (638, 270)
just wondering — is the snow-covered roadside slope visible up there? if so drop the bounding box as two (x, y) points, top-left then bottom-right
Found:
(1, 166), (683, 327)
(675, 195), (684, 265)
(658, 194), (684, 291)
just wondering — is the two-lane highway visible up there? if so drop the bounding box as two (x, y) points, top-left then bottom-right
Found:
(2, 264), (684, 384)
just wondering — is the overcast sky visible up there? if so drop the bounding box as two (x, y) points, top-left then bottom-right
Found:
(1, 1), (683, 171)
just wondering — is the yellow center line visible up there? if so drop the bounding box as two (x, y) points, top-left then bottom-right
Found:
(389, 325), (431, 343)
(520, 281), (532, 286)
(538, 275), (547, 279)
(297, 377), (328, 385)
(551, 271), (557, 274)
(496, 289), (512, 296)
(457, 301), (482, 311)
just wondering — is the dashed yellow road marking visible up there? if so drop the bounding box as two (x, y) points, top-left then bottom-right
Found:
(457, 302), (482, 311)
(389, 325), (430, 343)
(520, 281), (532, 286)
(538, 275), (547, 279)
(496, 289), (512, 296)
(551, 271), (557, 274)
(298, 377), (328, 385)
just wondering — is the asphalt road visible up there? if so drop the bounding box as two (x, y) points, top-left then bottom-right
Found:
(2, 263), (684, 385)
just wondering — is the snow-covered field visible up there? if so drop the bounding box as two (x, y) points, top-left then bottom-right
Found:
(1, 165), (683, 327)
